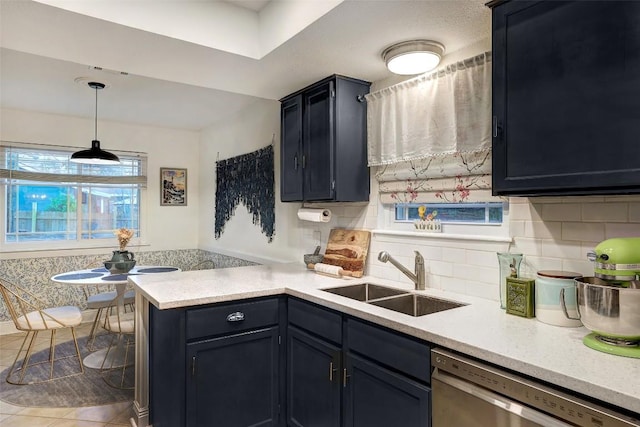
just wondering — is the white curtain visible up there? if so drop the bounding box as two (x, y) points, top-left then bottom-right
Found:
(366, 52), (499, 205)
(366, 52), (492, 166)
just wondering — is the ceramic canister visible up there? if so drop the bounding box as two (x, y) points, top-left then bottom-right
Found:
(535, 270), (583, 327)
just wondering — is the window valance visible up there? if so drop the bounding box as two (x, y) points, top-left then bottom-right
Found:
(376, 148), (495, 204)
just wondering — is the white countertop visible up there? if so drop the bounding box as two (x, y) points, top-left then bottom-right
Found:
(129, 262), (640, 416)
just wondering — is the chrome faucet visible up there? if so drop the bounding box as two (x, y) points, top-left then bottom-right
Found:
(378, 251), (425, 290)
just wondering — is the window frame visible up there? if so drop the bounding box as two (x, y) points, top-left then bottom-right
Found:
(381, 200), (510, 238)
(0, 143), (147, 252)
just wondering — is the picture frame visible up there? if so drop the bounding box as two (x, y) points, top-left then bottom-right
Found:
(160, 167), (187, 206)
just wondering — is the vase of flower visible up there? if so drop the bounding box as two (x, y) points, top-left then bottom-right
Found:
(104, 228), (136, 273)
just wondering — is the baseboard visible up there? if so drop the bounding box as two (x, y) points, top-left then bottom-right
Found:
(0, 309), (99, 336)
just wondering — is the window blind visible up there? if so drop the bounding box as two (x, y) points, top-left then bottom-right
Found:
(0, 141), (147, 186)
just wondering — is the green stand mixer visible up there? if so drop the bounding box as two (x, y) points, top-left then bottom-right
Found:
(576, 237), (640, 357)
(589, 237), (640, 283)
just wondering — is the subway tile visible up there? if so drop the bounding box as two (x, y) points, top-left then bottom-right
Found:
(509, 220), (526, 238)
(628, 203), (640, 222)
(429, 260), (453, 277)
(509, 203), (543, 221)
(440, 277), (467, 295)
(540, 240), (583, 260)
(427, 275), (442, 290)
(604, 223), (640, 239)
(561, 222), (605, 242)
(524, 221), (562, 239)
(465, 250), (499, 268)
(511, 237), (542, 257)
(442, 248), (466, 264)
(562, 260), (594, 277)
(581, 203), (628, 222)
(518, 256), (563, 276)
(542, 203), (581, 221)
(454, 263), (497, 284)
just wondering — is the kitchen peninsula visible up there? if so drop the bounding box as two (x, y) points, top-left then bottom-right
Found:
(129, 263), (640, 427)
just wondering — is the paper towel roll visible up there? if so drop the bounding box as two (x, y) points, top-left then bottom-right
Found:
(297, 208), (332, 223)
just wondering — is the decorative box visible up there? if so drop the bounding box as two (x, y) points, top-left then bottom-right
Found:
(505, 277), (535, 318)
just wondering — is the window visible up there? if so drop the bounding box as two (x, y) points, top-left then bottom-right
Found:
(395, 202), (503, 224)
(1, 143), (147, 247)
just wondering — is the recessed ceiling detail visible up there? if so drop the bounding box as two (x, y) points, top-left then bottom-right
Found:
(33, 0), (343, 59)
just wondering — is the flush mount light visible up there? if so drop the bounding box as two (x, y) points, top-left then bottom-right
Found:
(382, 40), (445, 75)
(70, 81), (120, 165)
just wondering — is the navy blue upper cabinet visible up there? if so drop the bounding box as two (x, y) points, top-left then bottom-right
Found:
(490, 0), (640, 196)
(280, 75), (371, 202)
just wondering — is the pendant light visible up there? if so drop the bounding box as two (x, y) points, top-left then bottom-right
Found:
(382, 40), (445, 75)
(70, 81), (120, 164)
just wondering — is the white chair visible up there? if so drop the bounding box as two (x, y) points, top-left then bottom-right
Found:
(100, 296), (135, 389)
(81, 258), (135, 350)
(0, 277), (84, 384)
(84, 285), (135, 350)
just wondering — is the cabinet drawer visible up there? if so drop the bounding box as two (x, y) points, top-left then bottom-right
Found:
(288, 298), (342, 345)
(186, 298), (279, 340)
(346, 318), (430, 383)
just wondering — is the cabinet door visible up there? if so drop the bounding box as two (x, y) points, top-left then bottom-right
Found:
(186, 327), (280, 427)
(303, 81), (335, 201)
(287, 326), (341, 427)
(281, 95), (303, 201)
(344, 353), (431, 427)
(492, 1), (640, 196)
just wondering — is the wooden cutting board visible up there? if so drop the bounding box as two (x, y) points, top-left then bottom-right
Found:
(321, 229), (371, 278)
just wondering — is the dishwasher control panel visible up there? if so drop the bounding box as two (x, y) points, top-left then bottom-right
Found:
(431, 349), (640, 427)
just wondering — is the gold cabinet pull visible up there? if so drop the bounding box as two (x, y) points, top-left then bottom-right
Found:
(342, 368), (350, 387)
(329, 361), (335, 382)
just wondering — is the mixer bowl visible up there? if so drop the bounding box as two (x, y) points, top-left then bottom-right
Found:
(564, 277), (640, 340)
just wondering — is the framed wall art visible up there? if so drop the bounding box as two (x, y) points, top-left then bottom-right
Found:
(160, 167), (187, 206)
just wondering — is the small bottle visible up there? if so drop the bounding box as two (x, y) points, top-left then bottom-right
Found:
(497, 252), (523, 309)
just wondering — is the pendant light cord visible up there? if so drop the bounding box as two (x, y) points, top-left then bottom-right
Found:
(94, 84), (98, 140)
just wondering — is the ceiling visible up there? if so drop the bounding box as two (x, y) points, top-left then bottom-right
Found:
(0, 0), (491, 131)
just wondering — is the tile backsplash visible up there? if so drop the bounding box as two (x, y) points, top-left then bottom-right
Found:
(300, 195), (640, 303)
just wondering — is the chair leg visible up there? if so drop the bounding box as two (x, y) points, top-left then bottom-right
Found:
(49, 329), (57, 380)
(6, 330), (36, 385)
(87, 307), (104, 350)
(5, 328), (85, 385)
(18, 330), (38, 384)
(100, 332), (134, 390)
(70, 327), (85, 375)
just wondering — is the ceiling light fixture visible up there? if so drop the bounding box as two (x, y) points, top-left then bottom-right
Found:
(70, 81), (120, 165)
(382, 40), (445, 75)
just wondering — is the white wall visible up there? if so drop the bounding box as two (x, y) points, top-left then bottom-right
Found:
(0, 108), (201, 257)
(198, 99), (303, 263)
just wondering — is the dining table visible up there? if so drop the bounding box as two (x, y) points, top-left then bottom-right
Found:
(51, 265), (181, 369)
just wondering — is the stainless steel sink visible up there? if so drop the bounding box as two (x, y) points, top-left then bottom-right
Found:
(369, 294), (466, 317)
(322, 283), (410, 302)
(322, 284), (466, 317)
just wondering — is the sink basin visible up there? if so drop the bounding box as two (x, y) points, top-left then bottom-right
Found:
(369, 294), (466, 317)
(322, 283), (409, 302)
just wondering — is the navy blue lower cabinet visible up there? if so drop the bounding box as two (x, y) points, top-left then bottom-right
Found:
(287, 326), (342, 427)
(344, 353), (431, 427)
(185, 327), (280, 427)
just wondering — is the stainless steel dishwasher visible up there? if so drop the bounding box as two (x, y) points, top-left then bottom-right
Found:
(431, 348), (640, 427)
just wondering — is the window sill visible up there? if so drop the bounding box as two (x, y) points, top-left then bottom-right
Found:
(372, 229), (513, 243)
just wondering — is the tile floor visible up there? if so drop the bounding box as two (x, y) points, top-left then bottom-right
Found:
(0, 323), (134, 427)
